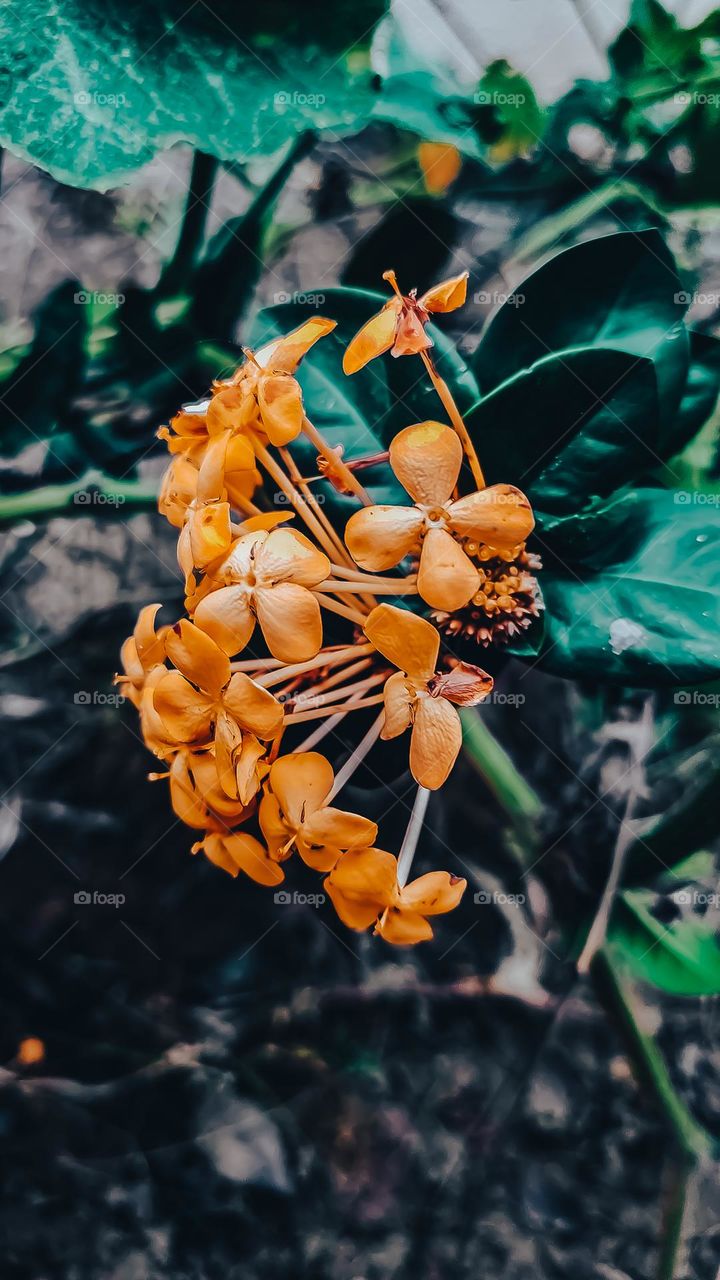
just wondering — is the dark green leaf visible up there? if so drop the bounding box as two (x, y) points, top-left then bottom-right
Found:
(666, 330), (720, 457)
(467, 347), (659, 515)
(474, 230), (689, 440)
(529, 488), (720, 685)
(610, 872), (720, 995)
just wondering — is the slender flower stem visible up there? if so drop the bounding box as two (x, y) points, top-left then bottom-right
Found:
(287, 671), (387, 711)
(327, 712), (384, 800)
(419, 350), (485, 490)
(249, 433), (340, 562)
(309, 657), (373, 694)
(328, 564), (417, 588)
(397, 785), (431, 887)
(302, 416), (372, 505)
(252, 643), (373, 686)
(292, 711), (348, 753)
(316, 594), (368, 626)
(317, 579), (418, 596)
(284, 694), (384, 724)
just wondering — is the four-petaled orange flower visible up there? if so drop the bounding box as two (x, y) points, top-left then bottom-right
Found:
(191, 527), (330, 662)
(153, 623), (283, 788)
(260, 752), (378, 872)
(325, 847), (466, 944)
(364, 603), (492, 789)
(342, 271), (468, 375)
(345, 421), (534, 611)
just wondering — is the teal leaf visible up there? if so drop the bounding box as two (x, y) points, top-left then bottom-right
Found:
(610, 867), (720, 996)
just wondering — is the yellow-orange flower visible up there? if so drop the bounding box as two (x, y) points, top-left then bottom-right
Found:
(191, 527), (330, 662)
(167, 749), (253, 831)
(364, 603), (492, 789)
(153, 623), (283, 777)
(191, 830), (285, 884)
(259, 752), (378, 872)
(343, 271), (468, 374)
(116, 603), (167, 708)
(345, 421), (534, 611)
(325, 846), (466, 944)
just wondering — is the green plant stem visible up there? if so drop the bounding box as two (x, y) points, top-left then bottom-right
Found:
(460, 709), (543, 846)
(158, 150), (219, 295)
(593, 949), (714, 1162)
(0, 473), (159, 526)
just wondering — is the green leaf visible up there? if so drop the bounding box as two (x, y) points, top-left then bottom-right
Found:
(625, 738), (720, 885)
(248, 287), (479, 526)
(666, 330), (720, 457)
(466, 347), (659, 515)
(475, 60), (544, 163)
(0, 0), (386, 190)
(474, 230), (690, 441)
(531, 488), (720, 685)
(610, 871), (720, 995)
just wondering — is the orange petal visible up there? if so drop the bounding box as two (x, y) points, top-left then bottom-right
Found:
(193, 585), (256, 657)
(198, 832), (285, 885)
(429, 662), (493, 706)
(399, 871), (466, 915)
(190, 502), (233, 569)
(448, 484), (534, 551)
(214, 712), (243, 798)
(420, 271), (468, 314)
(119, 636), (144, 693)
(410, 695), (462, 789)
(257, 527), (330, 587)
(364, 603), (439, 680)
(417, 527), (478, 610)
(237, 511), (295, 534)
(342, 299), (402, 375)
(206, 386), (254, 436)
(159, 456), (199, 526)
(418, 141), (462, 195)
(376, 907), (434, 945)
(169, 754), (211, 827)
(177, 522), (196, 593)
(134, 603), (165, 670)
(255, 317), (337, 374)
(295, 835), (344, 873)
(327, 846), (397, 904)
(257, 373), (304, 446)
(324, 883), (383, 931)
(302, 806), (378, 852)
(153, 671), (215, 743)
(254, 583), (323, 662)
(389, 420), (462, 506)
(391, 308), (433, 358)
(222, 672), (284, 739)
(165, 618), (230, 696)
(235, 734), (269, 806)
(187, 752), (251, 822)
(268, 751), (334, 830)
(344, 504), (423, 572)
(382, 670), (414, 739)
(258, 790), (292, 857)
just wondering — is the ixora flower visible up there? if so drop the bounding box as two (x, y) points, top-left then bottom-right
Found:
(191, 526), (331, 663)
(342, 270), (468, 373)
(346, 421), (534, 611)
(259, 751), (378, 871)
(325, 847), (467, 944)
(365, 604), (492, 789)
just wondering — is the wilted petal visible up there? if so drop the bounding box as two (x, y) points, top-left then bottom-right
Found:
(382, 671), (414, 739)
(364, 603), (439, 680)
(257, 527), (330, 587)
(193, 585), (255, 657)
(255, 583), (323, 662)
(222, 671), (284, 739)
(449, 484), (534, 551)
(235, 734), (268, 806)
(165, 619), (230, 696)
(417, 526), (478, 610)
(376, 907), (434, 944)
(258, 373), (304, 445)
(344, 504), (423, 572)
(429, 661), (493, 706)
(190, 502), (233, 569)
(256, 317), (337, 374)
(410, 695), (462, 789)
(342, 300), (402, 375)
(389, 420), (462, 506)
(392, 308), (433, 357)
(420, 271), (468, 314)
(269, 751), (334, 829)
(206, 386), (254, 436)
(302, 806), (378, 852)
(153, 671), (215, 743)
(400, 871), (467, 915)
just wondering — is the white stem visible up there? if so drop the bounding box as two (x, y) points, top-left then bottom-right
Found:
(292, 711), (347, 753)
(397, 785), (431, 887)
(327, 712), (384, 800)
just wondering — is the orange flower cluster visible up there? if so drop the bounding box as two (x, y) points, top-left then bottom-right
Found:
(118, 273), (537, 945)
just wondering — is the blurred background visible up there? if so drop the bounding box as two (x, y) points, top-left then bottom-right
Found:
(1, 2), (720, 1277)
